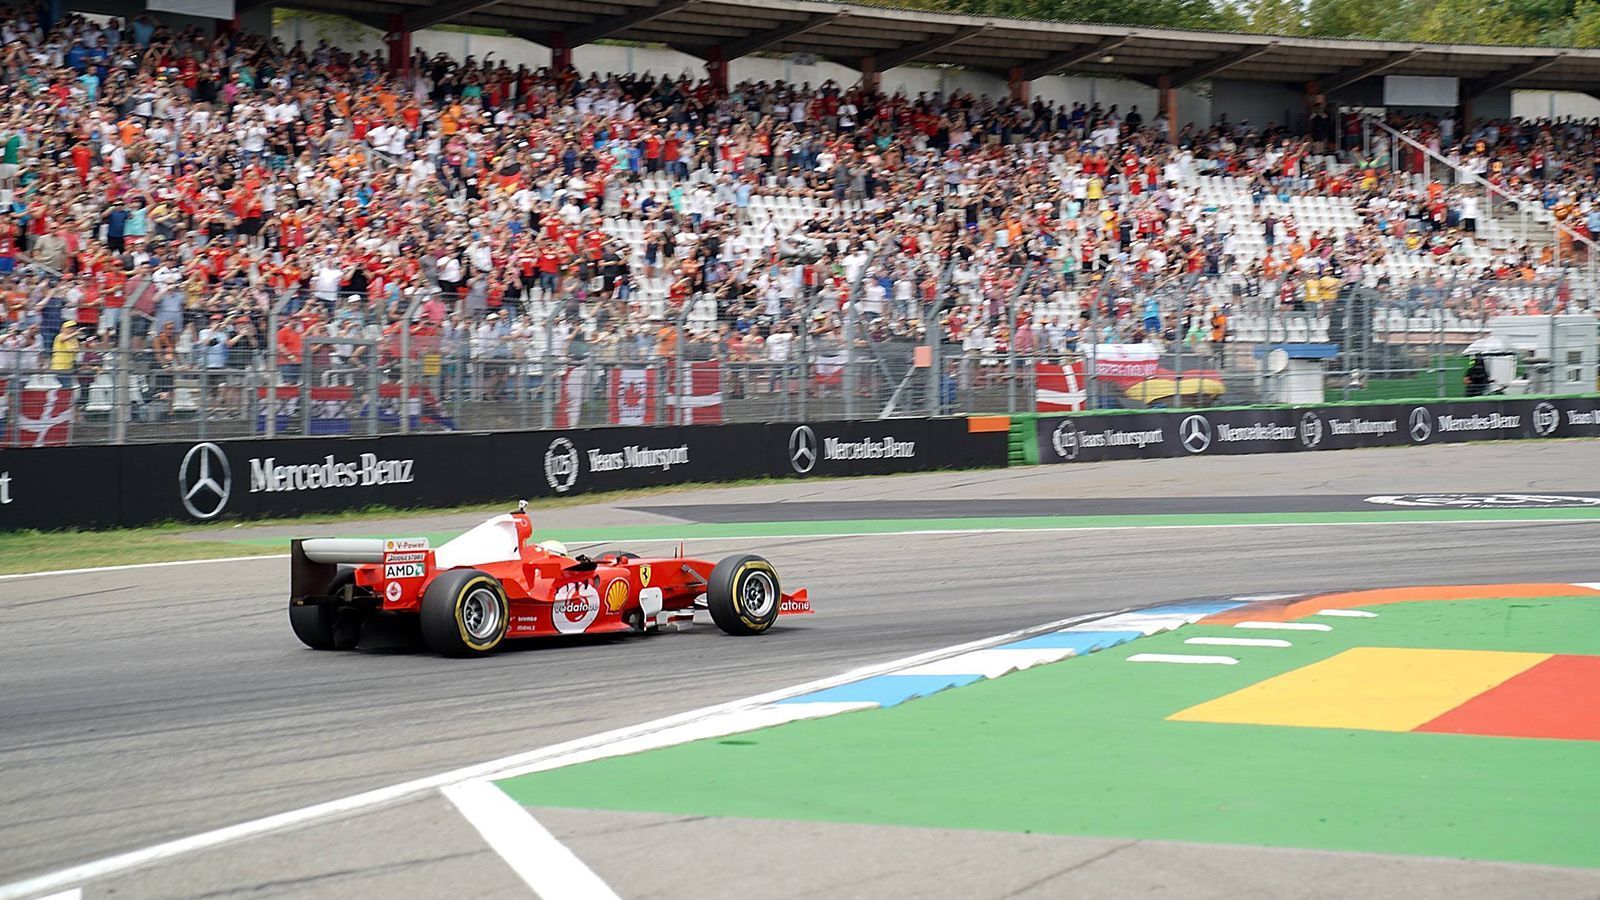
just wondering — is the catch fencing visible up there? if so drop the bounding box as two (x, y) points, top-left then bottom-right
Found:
(2, 270), (1595, 448)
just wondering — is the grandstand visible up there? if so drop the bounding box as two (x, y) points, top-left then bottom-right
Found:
(0, 2), (1596, 445)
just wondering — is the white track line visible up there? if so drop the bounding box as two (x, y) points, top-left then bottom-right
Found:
(442, 781), (620, 900)
(0, 607), (1126, 900)
(1127, 653), (1237, 665)
(1316, 609), (1378, 618)
(1184, 637), (1292, 648)
(1234, 621), (1333, 632)
(9, 516), (1599, 581)
(0, 554), (289, 581)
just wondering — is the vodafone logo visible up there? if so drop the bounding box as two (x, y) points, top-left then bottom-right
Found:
(385, 581), (403, 603)
(552, 582), (601, 634)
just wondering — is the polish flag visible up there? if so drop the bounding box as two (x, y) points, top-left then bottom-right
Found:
(1035, 361), (1085, 413)
(609, 366), (656, 426)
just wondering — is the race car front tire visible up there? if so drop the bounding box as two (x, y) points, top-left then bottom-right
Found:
(290, 568), (366, 651)
(707, 554), (780, 636)
(420, 569), (508, 657)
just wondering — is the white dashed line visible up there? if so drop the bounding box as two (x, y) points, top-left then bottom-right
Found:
(1233, 621), (1333, 632)
(1127, 653), (1238, 665)
(1184, 637), (1292, 648)
(1316, 609), (1378, 618)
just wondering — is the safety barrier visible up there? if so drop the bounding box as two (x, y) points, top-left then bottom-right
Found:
(0, 418), (1008, 531)
(1018, 395), (1600, 465)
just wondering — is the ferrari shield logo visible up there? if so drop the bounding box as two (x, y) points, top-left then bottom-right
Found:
(639, 565), (651, 588)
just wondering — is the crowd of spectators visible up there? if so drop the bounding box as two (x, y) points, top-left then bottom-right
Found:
(0, 8), (1592, 419)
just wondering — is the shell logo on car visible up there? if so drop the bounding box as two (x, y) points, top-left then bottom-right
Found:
(605, 578), (630, 613)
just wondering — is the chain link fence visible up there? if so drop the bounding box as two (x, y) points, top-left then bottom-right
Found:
(4, 268), (1596, 447)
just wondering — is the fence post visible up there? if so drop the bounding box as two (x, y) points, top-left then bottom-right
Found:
(1440, 304), (1452, 395)
(797, 287), (813, 422)
(843, 283), (858, 420)
(299, 359), (311, 436)
(1005, 263), (1030, 415)
(399, 311), (412, 435)
(266, 302), (279, 440)
(198, 370), (209, 440)
(931, 259), (956, 416)
(542, 319), (555, 429)
(367, 334), (379, 436)
(112, 307), (134, 444)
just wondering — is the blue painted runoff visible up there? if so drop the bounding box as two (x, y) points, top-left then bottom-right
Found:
(999, 630), (1145, 653)
(777, 673), (984, 708)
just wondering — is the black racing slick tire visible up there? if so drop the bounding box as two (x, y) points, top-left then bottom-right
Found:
(420, 569), (509, 657)
(290, 568), (367, 651)
(706, 554), (780, 636)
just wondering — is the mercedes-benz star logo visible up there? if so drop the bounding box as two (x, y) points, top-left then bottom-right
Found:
(1408, 407), (1434, 443)
(544, 437), (580, 493)
(179, 442), (232, 520)
(1533, 401), (1559, 437)
(1179, 414), (1212, 454)
(1299, 411), (1324, 449)
(788, 425), (818, 474)
(1051, 419), (1081, 461)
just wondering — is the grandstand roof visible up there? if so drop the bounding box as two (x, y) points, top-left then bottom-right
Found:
(291, 0), (1600, 96)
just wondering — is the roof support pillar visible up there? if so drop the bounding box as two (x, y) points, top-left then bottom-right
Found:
(1158, 74), (1176, 144)
(551, 31), (571, 73)
(706, 45), (728, 93)
(860, 56), (880, 94)
(386, 14), (411, 75)
(1009, 66), (1029, 104)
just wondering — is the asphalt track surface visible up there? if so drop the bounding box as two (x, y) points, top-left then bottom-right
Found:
(2, 440), (1598, 899)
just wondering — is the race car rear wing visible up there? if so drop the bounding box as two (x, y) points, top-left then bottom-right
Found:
(290, 539), (336, 604)
(290, 539), (383, 600)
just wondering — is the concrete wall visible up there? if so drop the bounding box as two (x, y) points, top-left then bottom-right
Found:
(1511, 90), (1600, 120)
(1212, 78), (1306, 131)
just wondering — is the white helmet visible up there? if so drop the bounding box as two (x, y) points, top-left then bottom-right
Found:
(537, 540), (568, 557)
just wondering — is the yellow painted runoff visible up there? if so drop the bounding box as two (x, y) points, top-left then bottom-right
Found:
(1169, 647), (1550, 732)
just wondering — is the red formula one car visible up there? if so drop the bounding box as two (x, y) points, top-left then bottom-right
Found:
(287, 503), (811, 656)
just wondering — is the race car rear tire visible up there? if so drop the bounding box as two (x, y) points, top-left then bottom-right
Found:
(290, 569), (366, 651)
(706, 554), (780, 636)
(420, 569), (508, 657)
